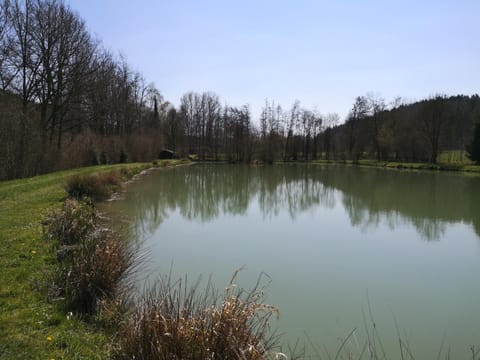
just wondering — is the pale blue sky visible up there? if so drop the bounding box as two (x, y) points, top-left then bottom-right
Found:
(68, 0), (480, 120)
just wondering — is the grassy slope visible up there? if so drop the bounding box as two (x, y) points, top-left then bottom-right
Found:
(309, 159), (480, 173)
(358, 159), (480, 172)
(0, 162), (172, 359)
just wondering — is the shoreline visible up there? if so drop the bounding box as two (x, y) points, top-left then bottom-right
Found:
(274, 159), (480, 174)
(192, 158), (480, 175)
(0, 159), (190, 359)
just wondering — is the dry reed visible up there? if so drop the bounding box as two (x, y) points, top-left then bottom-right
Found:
(115, 271), (288, 360)
(64, 171), (122, 201)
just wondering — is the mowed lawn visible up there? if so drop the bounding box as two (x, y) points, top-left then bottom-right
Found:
(0, 163), (152, 359)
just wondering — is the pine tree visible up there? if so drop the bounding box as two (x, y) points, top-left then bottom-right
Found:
(467, 122), (480, 164)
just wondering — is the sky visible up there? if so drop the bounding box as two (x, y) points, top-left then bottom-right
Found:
(67, 0), (480, 121)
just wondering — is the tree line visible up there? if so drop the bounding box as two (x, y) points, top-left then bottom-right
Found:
(319, 94), (480, 164)
(152, 92), (480, 165)
(0, 0), (166, 179)
(1, 0), (480, 181)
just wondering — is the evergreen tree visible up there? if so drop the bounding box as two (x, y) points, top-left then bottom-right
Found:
(467, 122), (480, 164)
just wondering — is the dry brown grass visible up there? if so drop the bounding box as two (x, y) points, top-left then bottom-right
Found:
(44, 198), (136, 315)
(58, 229), (135, 314)
(64, 171), (123, 201)
(43, 198), (97, 245)
(115, 271), (288, 360)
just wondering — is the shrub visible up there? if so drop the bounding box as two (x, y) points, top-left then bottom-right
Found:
(64, 171), (122, 201)
(56, 229), (135, 314)
(86, 148), (99, 166)
(115, 271), (284, 360)
(100, 151), (109, 165)
(43, 198), (96, 246)
(119, 149), (128, 163)
(44, 198), (136, 314)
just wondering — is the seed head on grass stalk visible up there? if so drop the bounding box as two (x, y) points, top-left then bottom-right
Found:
(115, 270), (289, 360)
(43, 198), (141, 316)
(64, 171), (123, 201)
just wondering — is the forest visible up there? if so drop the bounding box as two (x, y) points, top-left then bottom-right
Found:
(1, 0), (480, 181)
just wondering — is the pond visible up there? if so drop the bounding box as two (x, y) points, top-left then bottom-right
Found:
(101, 164), (480, 358)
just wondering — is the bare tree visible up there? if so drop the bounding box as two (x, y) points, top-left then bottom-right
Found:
(260, 100), (283, 163)
(345, 96), (369, 159)
(322, 113), (339, 160)
(300, 109), (315, 160)
(164, 106), (178, 151)
(311, 109), (323, 159)
(284, 100), (300, 160)
(367, 92), (386, 160)
(420, 95), (448, 163)
(0, 0), (16, 90)
(33, 0), (96, 149)
(6, 0), (42, 176)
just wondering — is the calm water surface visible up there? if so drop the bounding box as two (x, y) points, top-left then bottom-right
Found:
(102, 164), (480, 358)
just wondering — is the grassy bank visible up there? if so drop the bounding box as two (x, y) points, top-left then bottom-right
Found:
(308, 159), (480, 173)
(0, 160), (187, 359)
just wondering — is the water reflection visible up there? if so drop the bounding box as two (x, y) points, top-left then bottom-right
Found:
(116, 164), (480, 242)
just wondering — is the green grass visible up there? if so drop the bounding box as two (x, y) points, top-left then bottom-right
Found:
(0, 161), (185, 359)
(437, 150), (474, 164)
(378, 160), (480, 173)
(300, 150), (479, 173)
(309, 157), (480, 173)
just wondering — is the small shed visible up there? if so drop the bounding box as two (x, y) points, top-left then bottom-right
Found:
(158, 149), (175, 159)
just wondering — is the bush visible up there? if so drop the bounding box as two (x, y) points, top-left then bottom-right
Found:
(43, 198), (96, 246)
(115, 271), (284, 360)
(57, 229), (135, 314)
(100, 151), (109, 165)
(86, 148), (99, 166)
(44, 198), (136, 315)
(119, 149), (128, 163)
(64, 171), (122, 201)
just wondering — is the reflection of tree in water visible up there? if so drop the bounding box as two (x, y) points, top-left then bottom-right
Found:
(114, 164), (480, 242)
(330, 167), (478, 240)
(467, 177), (480, 237)
(257, 165), (335, 220)
(117, 165), (335, 239)
(117, 166), (256, 239)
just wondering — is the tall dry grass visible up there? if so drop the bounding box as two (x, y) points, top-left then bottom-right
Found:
(44, 198), (136, 315)
(43, 198), (96, 246)
(58, 229), (136, 314)
(64, 171), (123, 201)
(114, 271), (291, 360)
